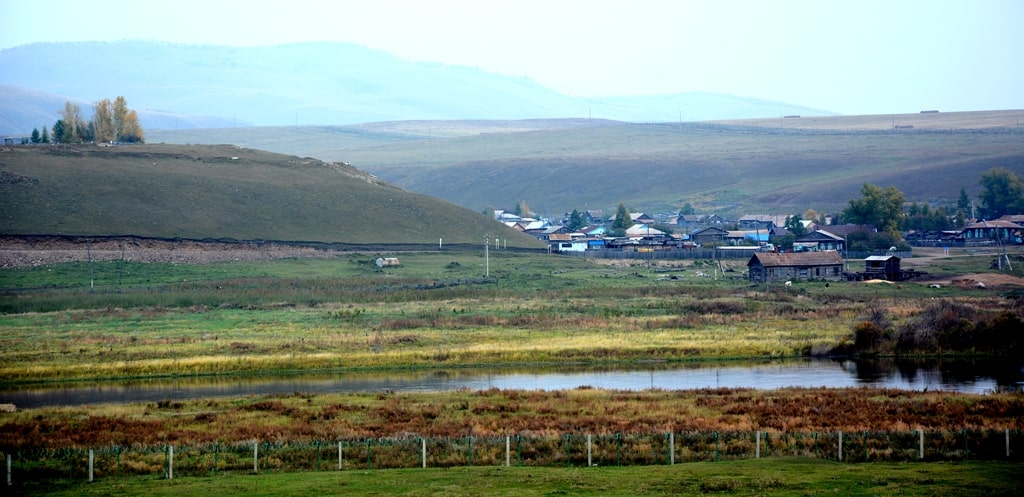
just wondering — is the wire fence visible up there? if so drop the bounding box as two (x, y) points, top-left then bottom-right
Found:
(4, 428), (1019, 489)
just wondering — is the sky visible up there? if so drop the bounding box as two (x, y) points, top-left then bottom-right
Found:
(2, 0), (1021, 115)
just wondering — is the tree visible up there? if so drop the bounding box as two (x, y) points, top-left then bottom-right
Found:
(40, 125), (49, 144)
(92, 99), (115, 143)
(58, 101), (86, 143)
(906, 202), (952, 232)
(957, 187), (971, 214)
(566, 209), (586, 231)
(113, 96), (129, 140)
(110, 96), (145, 143)
(30, 128), (40, 144)
(784, 214), (807, 236)
(52, 120), (67, 144)
(678, 202), (695, 216)
(978, 168), (1024, 219)
(842, 183), (905, 238)
(610, 203), (632, 236)
(120, 109), (144, 143)
(513, 200), (532, 218)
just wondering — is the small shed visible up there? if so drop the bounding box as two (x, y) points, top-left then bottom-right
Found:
(864, 255), (900, 281)
(375, 257), (400, 268)
(747, 251), (845, 283)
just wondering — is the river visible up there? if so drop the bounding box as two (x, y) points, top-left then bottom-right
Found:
(3, 357), (1022, 409)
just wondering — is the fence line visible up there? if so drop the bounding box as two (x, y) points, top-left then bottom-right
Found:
(3, 428), (1019, 489)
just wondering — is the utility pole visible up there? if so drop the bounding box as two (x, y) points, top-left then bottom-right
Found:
(484, 234), (490, 279)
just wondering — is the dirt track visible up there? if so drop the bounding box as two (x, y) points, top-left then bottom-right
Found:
(0, 236), (344, 268)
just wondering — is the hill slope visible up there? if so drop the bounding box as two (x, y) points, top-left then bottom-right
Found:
(0, 41), (830, 134)
(150, 111), (1024, 217)
(0, 144), (542, 248)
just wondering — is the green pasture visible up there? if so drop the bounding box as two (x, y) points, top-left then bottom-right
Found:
(20, 459), (1024, 497)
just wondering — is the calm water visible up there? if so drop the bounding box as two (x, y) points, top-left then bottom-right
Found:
(3, 358), (1022, 409)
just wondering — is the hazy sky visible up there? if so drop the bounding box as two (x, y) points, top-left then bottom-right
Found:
(2, 0), (1021, 115)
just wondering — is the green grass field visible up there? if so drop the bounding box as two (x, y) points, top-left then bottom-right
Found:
(19, 460), (1024, 497)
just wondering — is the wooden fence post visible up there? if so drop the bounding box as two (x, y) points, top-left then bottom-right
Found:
(918, 429), (924, 460)
(88, 449), (94, 483)
(506, 436), (511, 467)
(756, 431), (761, 459)
(421, 439), (427, 469)
(253, 442), (258, 474)
(838, 431), (843, 461)
(587, 435), (592, 467)
(168, 445), (173, 480)
(338, 441), (343, 470)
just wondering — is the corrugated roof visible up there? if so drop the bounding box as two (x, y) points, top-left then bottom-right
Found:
(748, 251), (844, 267)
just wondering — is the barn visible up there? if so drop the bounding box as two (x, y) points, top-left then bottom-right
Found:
(747, 251), (845, 283)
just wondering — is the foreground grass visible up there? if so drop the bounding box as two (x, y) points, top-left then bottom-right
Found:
(23, 459), (1024, 497)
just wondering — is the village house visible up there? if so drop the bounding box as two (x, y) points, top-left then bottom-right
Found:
(726, 230), (769, 246)
(548, 233), (588, 253)
(747, 251), (845, 283)
(690, 226), (728, 246)
(610, 212), (656, 226)
(793, 229), (846, 252)
(737, 214), (788, 231)
(675, 214), (724, 231)
(959, 220), (1023, 244)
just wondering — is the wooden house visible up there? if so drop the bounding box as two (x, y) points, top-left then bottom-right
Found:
(794, 229), (846, 252)
(959, 220), (1023, 244)
(691, 226), (728, 246)
(747, 251), (845, 283)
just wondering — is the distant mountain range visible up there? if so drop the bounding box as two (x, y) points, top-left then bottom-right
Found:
(0, 41), (834, 135)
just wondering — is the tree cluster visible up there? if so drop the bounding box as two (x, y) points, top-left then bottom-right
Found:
(841, 299), (1023, 356)
(838, 168), (1022, 241)
(48, 97), (144, 144)
(978, 168), (1024, 219)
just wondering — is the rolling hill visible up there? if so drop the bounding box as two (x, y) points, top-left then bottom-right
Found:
(0, 144), (543, 248)
(0, 41), (831, 135)
(149, 111), (1024, 218)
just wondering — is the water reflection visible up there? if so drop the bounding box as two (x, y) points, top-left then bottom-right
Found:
(2, 357), (1021, 409)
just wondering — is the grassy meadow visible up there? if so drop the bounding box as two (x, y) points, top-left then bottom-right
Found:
(18, 460), (1024, 497)
(1, 247), (1021, 384)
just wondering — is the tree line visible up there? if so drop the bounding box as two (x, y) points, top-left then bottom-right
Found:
(26, 97), (144, 144)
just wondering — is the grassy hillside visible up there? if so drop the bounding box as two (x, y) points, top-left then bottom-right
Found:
(0, 144), (543, 248)
(150, 111), (1024, 217)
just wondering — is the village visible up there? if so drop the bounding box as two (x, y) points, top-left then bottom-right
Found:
(494, 209), (1024, 284)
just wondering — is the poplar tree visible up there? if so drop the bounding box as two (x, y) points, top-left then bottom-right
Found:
(59, 101), (86, 143)
(92, 99), (115, 143)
